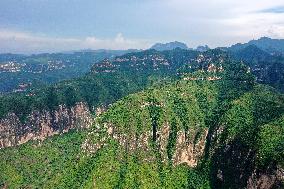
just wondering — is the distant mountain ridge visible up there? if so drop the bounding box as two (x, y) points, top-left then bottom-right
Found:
(0, 50), (139, 93)
(231, 44), (272, 63)
(150, 41), (188, 51)
(0, 44), (284, 188)
(196, 45), (210, 52)
(1, 59), (283, 188)
(229, 37), (284, 55)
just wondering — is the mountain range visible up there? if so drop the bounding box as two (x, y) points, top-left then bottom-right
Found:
(150, 41), (189, 51)
(229, 37), (284, 55)
(0, 37), (284, 189)
(1, 37), (283, 94)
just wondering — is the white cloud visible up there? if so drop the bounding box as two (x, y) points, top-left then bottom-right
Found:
(219, 11), (284, 40)
(1, 0), (284, 52)
(157, 0), (284, 47)
(0, 30), (151, 54)
(83, 33), (149, 50)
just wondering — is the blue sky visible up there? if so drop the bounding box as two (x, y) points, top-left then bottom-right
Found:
(0, 0), (284, 54)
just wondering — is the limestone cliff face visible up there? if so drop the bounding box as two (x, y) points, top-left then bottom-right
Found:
(0, 102), (93, 149)
(83, 122), (208, 167)
(208, 125), (284, 189)
(210, 140), (284, 189)
(247, 165), (284, 189)
(172, 128), (208, 167)
(82, 118), (283, 189)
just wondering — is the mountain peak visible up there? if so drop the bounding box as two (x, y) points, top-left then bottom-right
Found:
(150, 41), (188, 51)
(258, 36), (272, 40)
(229, 37), (284, 55)
(196, 45), (210, 52)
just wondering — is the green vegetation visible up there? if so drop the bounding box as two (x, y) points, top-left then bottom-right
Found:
(1, 47), (283, 121)
(87, 60), (283, 188)
(0, 131), (93, 188)
(0, 50), (139, 93)
(0, 72), (160, 121)
(207, 84), (284, 188)
(90, 79), (218, 188)
(0, 49), (283, 188)
(257, 115), (284, 167)
(231, 44), (284, 92)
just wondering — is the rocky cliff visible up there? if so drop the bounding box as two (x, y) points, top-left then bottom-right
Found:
(83, 122), (208, 168)
(0, 102), (93, 149)
(82, 77), (284, 188)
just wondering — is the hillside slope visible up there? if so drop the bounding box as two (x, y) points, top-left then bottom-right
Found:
(0, 50), (137, 93)
(1, 61), (283, 188)
(0, 49), (225, 148)
(83, 62), (284, 188)
(1, 47), (283, 149)
(229, 37), (284, 55)
(150, 41), (188, 51)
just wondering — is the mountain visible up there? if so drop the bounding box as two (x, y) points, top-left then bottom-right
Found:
(150, 41), (188, 51)
(0, 48), (226, 148)
(0, 45), (284, 188)
(196, 45), (210, 52)
(230, 45), (284, 92)
(0, 61), (283, 188)
(1, 47), (284, 149)
(231, 44), (272, 63)
(0, 50), (138, 93)
(84, 69), (283, 188)
(1, 38), (282, 94)
(229, 37), (284, 55)
(91, 48), (227, 76)
(0, 53), (27, 62)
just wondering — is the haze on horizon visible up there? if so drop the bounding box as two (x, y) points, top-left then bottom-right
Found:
(0, 0), (284, 54)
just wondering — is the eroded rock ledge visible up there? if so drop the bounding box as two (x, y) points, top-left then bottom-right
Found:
(82, 122), (208, 167)
(0, 102), (94, 149)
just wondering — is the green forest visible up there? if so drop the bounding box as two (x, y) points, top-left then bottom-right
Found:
(0, 58), (283, 188)
(1, 1), (284, 188)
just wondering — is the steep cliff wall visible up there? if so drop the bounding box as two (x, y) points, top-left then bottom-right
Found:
(82, 81), (284, 189)
(83, 122), (208, 167)
(209, 130), (284, 189)
(0, 102), (93, 149)
(206, 90), (284, 189)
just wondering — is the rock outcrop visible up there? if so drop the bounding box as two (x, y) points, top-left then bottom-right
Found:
(0, 102), (93, 149)
(247, 165), (284, 189)
(208, 124), (284, 189)
(83, 122), (208, 167)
